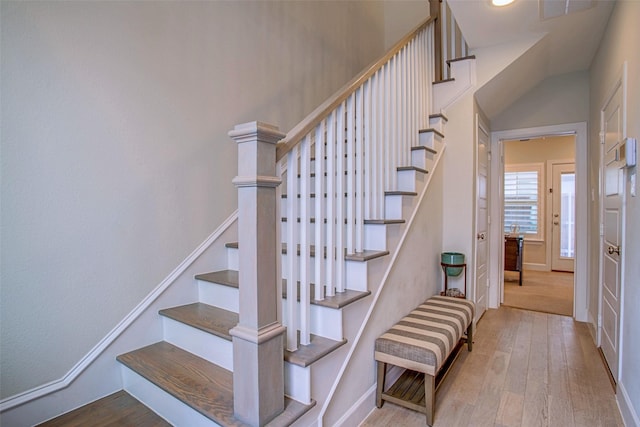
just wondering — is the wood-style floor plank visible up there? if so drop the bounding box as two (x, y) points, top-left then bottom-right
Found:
(361, 306), (624, 427)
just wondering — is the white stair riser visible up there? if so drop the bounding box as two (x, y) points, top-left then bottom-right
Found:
(285, 364), (311, 405)
(282, 301), (344, 342)
(198, 276), (345, 342)
(198, 280), (238, 313)
(227, 247), (239, 271)
(384, 194), (417, 220)
(162, 317), (233, 371)
(397, 169), (426, 193)
(411, 149), (435, 171)
(418, 131), (443, 149)
(363, 223), (388, 251)
(429, 116), (447, 134)
(280, 221), (400, 253)
(121, 367), (219, 427)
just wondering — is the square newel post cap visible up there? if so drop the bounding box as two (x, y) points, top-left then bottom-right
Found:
(228, 121), (286, 145)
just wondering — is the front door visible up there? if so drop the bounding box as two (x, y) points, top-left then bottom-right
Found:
(474, 116), (490, 321)
(600, 74), (625, 382)
(551, 162), (575, 272)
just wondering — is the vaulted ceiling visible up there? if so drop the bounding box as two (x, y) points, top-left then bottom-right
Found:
(447, 0), (615, 119)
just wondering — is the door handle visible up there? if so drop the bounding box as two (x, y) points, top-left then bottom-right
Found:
(477, 233), (485, 240)
(608, 245), (620, 255)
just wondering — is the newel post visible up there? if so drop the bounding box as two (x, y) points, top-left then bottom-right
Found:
(228, 121), (286, 426)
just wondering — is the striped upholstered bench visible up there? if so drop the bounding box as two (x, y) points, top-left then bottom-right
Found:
(374, 296), (474, 426)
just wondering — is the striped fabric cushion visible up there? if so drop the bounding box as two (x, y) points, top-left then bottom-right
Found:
(374, 296), (474, 376)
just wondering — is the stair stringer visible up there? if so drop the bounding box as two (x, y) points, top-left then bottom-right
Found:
(0, 213), (239, 427)
(291, 144), (446, 427)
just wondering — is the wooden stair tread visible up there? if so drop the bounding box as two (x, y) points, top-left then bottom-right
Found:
(282, 280), (371, 309)
(285, 334), (347, 368)
(197, 269), (371, 309)
(159, 303), (237, 340)
(117, 342), (314, 427)
(37, 390), (171, 427)
(418, 127), (445, 138)
(397, 165), (429, 174)
(195, 270), (239, 288)
(429, 113), (448, 122)
(117, 342), (240, 426)
(226, 242), (389, 262)
(363, 218), (405, 225)
(158, 303), (347, 368)
(410, 145), (437, 154)
(279, 217), (407, 225)
(384, 190), (418, 196)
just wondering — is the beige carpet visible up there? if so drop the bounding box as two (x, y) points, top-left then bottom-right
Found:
(503, 270), (574, 316)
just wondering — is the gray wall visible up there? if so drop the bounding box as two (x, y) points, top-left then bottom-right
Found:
(491, 70), (590, 131)
(0, 0), (389, 399)
(589, 1), (640, 421)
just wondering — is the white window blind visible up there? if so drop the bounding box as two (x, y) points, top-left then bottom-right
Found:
(504, 164), (543, 239)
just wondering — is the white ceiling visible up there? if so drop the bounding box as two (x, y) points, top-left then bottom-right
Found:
(447, 0), (615, 119)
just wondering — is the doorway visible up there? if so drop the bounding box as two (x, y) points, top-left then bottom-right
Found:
(500, 135), (575, 316)
(550, 162), (576, 272)
(489, 123), (588, 321)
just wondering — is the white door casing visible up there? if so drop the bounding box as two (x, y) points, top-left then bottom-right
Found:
(551, 162), (576, 272)
(474, 114), (489, 321)
(490, 122), (588, 321)
(599, 65), (626, 382)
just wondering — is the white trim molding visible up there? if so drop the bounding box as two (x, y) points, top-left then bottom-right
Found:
(490, 122), (588, 321)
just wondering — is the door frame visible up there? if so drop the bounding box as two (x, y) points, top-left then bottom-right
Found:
(489, 122), (588, 321)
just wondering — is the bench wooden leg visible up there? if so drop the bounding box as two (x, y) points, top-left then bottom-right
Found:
(467, 322), (473, 352)
(376, 361), (386, 408)
(425, 373), (435, 426)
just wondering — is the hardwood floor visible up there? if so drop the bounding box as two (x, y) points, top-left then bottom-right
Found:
(361, 306), (623, 427)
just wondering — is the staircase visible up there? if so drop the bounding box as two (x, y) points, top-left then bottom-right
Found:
(114, 106), (448, 426)
(14, 3), (480, 426)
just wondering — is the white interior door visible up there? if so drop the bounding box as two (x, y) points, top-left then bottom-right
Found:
(474, 117), (489, 321)
(551, 163), (575, 272)
(600, 78), (624, 381)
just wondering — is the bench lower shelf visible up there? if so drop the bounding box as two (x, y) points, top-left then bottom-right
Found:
(379, 338), (466, 414)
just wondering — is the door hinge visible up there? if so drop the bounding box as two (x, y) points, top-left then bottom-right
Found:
(600, 130), (605, 145)
(600, 223), (604, 236)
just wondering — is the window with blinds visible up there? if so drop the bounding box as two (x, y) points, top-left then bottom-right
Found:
(504, 163), (544, 239)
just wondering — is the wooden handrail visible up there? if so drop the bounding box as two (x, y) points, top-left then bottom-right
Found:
(275, 15), (436, 162)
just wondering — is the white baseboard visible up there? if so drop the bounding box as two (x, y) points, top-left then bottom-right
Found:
(522, 263), (548, 271)
(335, 366), (405, 427)
(618, 381), (640, 427)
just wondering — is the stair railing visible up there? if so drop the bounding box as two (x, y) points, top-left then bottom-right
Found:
(431, 0), (470, 81)
(275, 17), (436, 351)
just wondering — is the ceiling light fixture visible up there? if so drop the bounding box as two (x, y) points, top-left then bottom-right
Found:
(492, 0), (515, 6)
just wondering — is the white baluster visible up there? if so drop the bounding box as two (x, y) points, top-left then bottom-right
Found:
(326, 110), (336, 297)
(286, 148), (298, 351)
(336, 102), (345, 292)
(299, 135), (311, 346)
(364, 79), (372, 221)
(346, 94), (355, 255)
(314, 121), (325, 302)
(355, 86), (364, 253)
